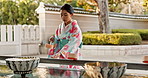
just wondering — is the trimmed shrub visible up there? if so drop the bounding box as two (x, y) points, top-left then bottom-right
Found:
(83, 33), (142, 45)
(112, 29), (148, 40)
(86, 29), (148, 40)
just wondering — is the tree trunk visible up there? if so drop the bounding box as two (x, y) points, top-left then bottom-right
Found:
(95, 0), (111, 33)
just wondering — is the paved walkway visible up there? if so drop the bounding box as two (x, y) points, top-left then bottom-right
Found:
(142, 40), (148, 45)
(82, 54), (147, 63)
(31, 40), (148, 63)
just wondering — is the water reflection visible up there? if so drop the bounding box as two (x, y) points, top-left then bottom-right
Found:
(0, 65), (12, 75)
(0, 65), (148, 78)
(35, 68), (48, 78)
(0, 65), (83, 78)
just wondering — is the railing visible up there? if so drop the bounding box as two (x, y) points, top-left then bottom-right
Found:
(0, 25), (40, 55)
(21, 25), (40, 43)
(0, 25), (21, 44)
(0, 25), (21, 55)
(37, 2), (148, 19)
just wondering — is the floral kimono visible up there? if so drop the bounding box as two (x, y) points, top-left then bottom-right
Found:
(48, 69), (83, 78)
(48, 20), (82, 60)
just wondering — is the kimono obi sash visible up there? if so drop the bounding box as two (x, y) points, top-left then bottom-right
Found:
(57, 39), (69, 49)
(56, 39), (82, 49)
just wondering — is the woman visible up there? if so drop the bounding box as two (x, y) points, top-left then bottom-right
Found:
(46, 4), (82, 60)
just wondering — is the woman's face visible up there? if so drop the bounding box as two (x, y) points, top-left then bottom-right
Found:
(60, 10), (73, 23)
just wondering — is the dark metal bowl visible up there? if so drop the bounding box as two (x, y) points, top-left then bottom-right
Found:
(5, 57), (40, 73)
(84, 62), (127, 78)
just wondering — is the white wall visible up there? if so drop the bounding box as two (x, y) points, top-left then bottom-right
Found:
(109, 17), (148, 29)
(37, 11), (148, 54)
(39, 11), (148, 38)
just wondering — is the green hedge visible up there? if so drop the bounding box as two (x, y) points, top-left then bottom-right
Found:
(86, 29), (148, 40)
(83, 33), (142, 45)
(112, 29), (148, 40)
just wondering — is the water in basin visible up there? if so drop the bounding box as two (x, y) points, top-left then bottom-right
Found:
(0, 64), (148, 78)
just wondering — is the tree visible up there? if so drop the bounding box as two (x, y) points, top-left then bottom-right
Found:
(77, 0), (111, 33)
(143, 0), (148, 14)
(42, 0), (78, 7)
(95, 0), (111, 33)
(0, 0), (19, 25)
(77, 0), (97, 12)
(119, 0), (143, 15)
(108, 0), (129, 12)
(76, 0), (131, 33)
(17, 0), (38, 25)
(0, 1), (2, 24)
(42, 0), (66, 6)
(0, 0), (39, 25)
(66, 0), (78, 7)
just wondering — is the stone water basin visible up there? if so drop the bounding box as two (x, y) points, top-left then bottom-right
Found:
(5, 57), (40, 78)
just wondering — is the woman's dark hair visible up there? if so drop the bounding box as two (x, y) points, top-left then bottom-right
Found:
(60, 4), (74, 14)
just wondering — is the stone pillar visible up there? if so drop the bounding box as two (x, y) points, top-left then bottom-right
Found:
(36, 2), (46, 54)
(36, 2), (62, 54)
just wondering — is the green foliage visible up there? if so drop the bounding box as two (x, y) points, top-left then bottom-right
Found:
(112, 29), (138, 33)
(43, 0), (78, 7)
(0, 65), (12, 73)
(113, 29), (148, 40)
(76, 0), (97, 12)
(17, 0), (39, 25)
(0, 1), (2, 24)
(0, 0), (39, 25)
(0, 0), (19, 24)
(66, 0), (78, 7)
(0, 0), (79, 25)
(83, 33), (142, 45)
(108, 0), (129, 12)
(143, 0), (148, 14)
(85, 29), (148, 40)
(0, 0), (145, 25)
(76, 0), (129, 13)
(43, 0), (66, 6)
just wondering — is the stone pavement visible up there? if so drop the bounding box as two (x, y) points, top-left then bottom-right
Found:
(80, 41), (148, 57)
(82, 54), (147, 63)
(81, 45), (148, 56)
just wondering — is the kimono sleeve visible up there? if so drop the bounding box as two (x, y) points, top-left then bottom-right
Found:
(51, 25), (61, 45)
(59, 21), (82, 59)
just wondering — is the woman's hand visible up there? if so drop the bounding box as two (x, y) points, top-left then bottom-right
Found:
(49, 35), (54, 43)
(51, 53), (61, 58)
(45, 44), (54, 48)
(68, 53), (77, 60)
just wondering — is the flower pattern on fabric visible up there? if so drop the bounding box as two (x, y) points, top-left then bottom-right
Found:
(48, 20), (82, 60)
(69, 25), (78, 33)
(56, 29), (59, 36)
(48, 49), (54, 55)
(63, 45), (69, 50)
(72, 21), (77, 26)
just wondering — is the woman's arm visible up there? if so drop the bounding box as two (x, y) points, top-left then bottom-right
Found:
(45, 44), (54, 48)
(45, 35), (55, 48)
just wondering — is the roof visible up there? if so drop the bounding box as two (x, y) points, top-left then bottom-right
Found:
(36, 2), (148, 19)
